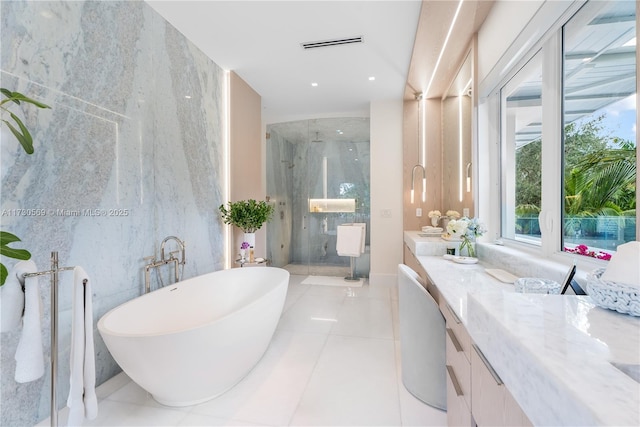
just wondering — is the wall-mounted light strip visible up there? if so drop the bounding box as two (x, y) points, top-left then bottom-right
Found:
(425, 0), (465, 96)
(421, 96), (426, 181)
(223, 70), (231, 269)
(458, 94), (464, 202)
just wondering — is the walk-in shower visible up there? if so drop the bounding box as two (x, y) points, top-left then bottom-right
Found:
(266, 118), (370, 277)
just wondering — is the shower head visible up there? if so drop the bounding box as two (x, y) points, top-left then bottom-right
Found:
(311, 131), (323, 142)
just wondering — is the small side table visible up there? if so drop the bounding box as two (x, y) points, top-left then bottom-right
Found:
(235, 258), (270, 267)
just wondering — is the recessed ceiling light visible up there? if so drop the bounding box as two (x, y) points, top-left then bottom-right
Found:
(368, 76), (375, 81)
(311, 82), (318, 87)
(185, 95), (192, 99)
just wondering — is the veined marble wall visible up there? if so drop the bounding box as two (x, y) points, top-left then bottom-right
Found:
(265, 130), (295, 268)
(0, 1), (225, 425)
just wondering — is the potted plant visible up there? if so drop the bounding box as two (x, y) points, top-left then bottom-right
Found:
(219, 199), (274, 248)
(0, 88), (50, 285)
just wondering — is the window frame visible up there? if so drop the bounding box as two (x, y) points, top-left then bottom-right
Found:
(478, 0), (638, 269)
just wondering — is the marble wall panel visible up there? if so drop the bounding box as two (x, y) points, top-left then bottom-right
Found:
(1, 1), (225, 425)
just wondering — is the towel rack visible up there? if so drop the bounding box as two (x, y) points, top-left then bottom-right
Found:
(23, 251), (88, 427)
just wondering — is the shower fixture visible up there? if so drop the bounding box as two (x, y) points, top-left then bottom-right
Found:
(311, 131), (323, 142)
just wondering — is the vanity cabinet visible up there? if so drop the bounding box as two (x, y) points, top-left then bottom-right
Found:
(471, 343), (532, 427)
(440, 298), (531, 427)
(441, 299), (473, 426)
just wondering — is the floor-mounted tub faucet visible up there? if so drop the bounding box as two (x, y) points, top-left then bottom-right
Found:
(144, 236), (186, 293)
(161, 235), (186, 266)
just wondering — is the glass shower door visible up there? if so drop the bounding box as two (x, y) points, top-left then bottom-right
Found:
(266, 117), (370, 277)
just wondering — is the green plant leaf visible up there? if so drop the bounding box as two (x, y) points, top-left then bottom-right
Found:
(12, 93), (50, 109)
(2, 118), (34, 154)
(0, 246), (31, 260)
(0, 88), (13, 99)
(0, 231), (22, 245)
(0, 232), (31, 261)
(219, 199), (274, 233)
(0, 263), (7, 286)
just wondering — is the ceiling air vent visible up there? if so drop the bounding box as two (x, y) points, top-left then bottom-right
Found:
(301, 36), (364, 50)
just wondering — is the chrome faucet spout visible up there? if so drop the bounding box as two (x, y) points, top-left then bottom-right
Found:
(161, 235), (186, 265)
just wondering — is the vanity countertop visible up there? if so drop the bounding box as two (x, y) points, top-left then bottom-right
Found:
(404, 233), (640, 426)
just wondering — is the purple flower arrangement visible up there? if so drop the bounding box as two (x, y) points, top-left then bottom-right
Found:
(565, 244), (612, 261)
(241, 241), (250, 250)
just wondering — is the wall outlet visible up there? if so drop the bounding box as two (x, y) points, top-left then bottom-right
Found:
(463, 208), (469, 217)
(416, 208), (422, 217)
(381, 209), (392, 218)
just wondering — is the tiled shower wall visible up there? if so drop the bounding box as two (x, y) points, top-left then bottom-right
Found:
(1, 1), (225, 425)
(266, 119), (371, 272)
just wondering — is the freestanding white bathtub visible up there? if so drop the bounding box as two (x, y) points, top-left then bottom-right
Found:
(97, 267), (289, 406)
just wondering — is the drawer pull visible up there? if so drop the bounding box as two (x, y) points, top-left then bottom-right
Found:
(446, 303), (462, 324)
(472, 344), (503, 386)
(446, 328), (463, 352)
(446, 365), (464, 397)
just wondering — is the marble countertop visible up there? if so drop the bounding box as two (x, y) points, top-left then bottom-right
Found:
(404, 232), (640, 426)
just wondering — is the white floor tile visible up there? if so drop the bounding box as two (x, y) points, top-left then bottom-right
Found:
(290, 335), (401, 426)
(106, 379), (185, 410)
(178, 412), (268, 426)
(391, 297), (400, 340)
(84, 399), (188, 426)
(282, 283), (309, 313)
(304, 283), (357, 297)
(347, 280), (396, 300)
(276, 293), (344, 334)
(95, 371), (130, 400)
(187, 330), (327, 426)
(331, 297), (394, 339)
(395, 340), (448, 426)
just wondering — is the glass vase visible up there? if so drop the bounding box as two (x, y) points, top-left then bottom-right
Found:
(459, 237), (476, 258)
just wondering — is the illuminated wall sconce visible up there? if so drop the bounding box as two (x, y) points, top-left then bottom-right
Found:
(466, 162), (472, 193)
(411, 164), (426, 204)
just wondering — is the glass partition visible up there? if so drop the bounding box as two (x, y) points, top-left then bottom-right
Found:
(266, 118), (370, 276)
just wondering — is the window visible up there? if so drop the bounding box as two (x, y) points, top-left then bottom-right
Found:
(498, 0), (637, 260)
(562, 0), (637, 257)
(501, 52), (543, 244)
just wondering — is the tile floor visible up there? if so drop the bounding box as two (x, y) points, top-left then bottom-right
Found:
(41, 275), (446, 426)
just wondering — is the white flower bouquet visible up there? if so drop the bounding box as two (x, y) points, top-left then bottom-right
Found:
(446, 217), (486, 257)
(446, 210), (461, 219)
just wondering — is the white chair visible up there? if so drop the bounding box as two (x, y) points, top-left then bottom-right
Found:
(397, 264), (446, 410)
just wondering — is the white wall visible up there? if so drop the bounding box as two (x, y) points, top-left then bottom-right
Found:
(370, 99), (404, 286)
(477, 0), (544, 84)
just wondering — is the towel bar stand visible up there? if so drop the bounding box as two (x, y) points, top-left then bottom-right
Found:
(23, 251), (88, 427)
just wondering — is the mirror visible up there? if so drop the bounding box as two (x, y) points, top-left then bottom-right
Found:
(442, 51), (473, 216)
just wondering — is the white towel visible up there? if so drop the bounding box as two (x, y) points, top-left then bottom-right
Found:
(67, 267), (98, 426)
(600, 241), (640, 288)
(1, 261), (31, 332)
(336, 223), (366, 257)
(14, 260), (44, 383)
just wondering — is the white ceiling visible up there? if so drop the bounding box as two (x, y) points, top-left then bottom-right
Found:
(146, 0), (422, 124)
